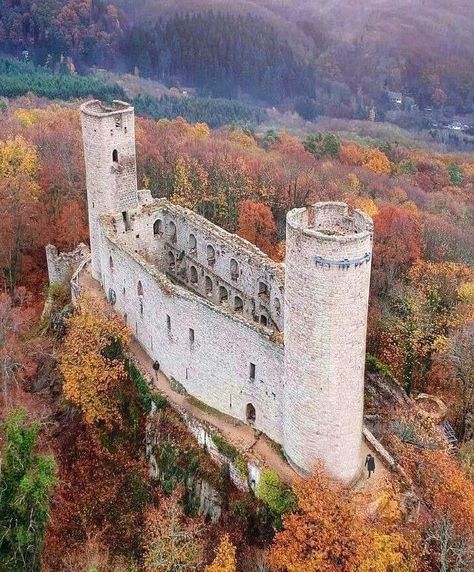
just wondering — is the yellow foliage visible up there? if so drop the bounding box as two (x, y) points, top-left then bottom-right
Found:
(0, 135), (40, 204)
(14, 108), (41, 127)
(347, 173), (363, 193)
(458, 281), (474, 304)
(226, 128), (256, 148)
(360, 530), (415, 572)
(0, 135), (39, 180)
(189, 122), (210, 139)
(351, 196), (379, 218)
(59, 298), (130, 428)
(363, 149), (392, 175)
(205, 535), (236, 572)
(171, 157), (209, 210)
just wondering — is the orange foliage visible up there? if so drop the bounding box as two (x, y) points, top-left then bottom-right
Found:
(372, 205), (423, 294)
(237, 199), (277, 258)
(269, 467), (371, 572)
(363, 149), (392, 175)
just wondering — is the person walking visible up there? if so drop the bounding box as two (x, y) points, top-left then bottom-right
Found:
(365, 453), (375, 479)
(152, 360), (160, 383)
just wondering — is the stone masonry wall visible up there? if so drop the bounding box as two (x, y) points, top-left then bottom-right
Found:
(100, 227), (285, 443)
(106, 199), (285, 332)
(283, 203), (373, 482)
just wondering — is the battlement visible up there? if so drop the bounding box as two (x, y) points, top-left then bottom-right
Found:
(287, 202), (373, 241)
(80, 100), (133, 117)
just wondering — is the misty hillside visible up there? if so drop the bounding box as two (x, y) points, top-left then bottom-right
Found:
(1, 0), (473, 117)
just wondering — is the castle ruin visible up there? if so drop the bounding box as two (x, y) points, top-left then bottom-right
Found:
(78, 100), (374, 482)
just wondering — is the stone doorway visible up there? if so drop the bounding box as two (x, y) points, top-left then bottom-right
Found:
(246, 403), (256, 425)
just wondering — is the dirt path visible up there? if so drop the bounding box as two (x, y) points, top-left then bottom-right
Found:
(78, 266), (390, 492)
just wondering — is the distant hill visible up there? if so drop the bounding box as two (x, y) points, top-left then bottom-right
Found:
(1, 0), (473, 117)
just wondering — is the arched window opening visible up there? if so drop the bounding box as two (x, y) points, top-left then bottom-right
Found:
(274, 297), (281, 315)
(205, 276), (213, 295)
(260, 315), (268, 327)
(168, 251), (175, 271)
(153, 219), (163, 236)
(112, 149), (118, 163)
(234, 296), (243, 313)
(189, 233), (197, 253)
(207, 244), (216, 266)
(230, 258), (239, 280)
(219, 286), (228, 303)
(258, 281), (269, 299)
(137, 280), (144, 296)
(246, 403), (256, 425)
(190, 266), (198, 284)
(109, 255), (114, 270)
(168, 220), (177, 243)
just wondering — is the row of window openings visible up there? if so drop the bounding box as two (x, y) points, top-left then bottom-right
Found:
(153, 220), (239, 279)
(112, 269), (279, 322)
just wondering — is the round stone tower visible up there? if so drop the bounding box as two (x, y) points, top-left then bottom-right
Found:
(283, 202), (373, 482)
(81, 100), (138, 281)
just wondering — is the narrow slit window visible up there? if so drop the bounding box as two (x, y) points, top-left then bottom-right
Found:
(167, 314), (171, 332)
(153, 219), (163, 236)
(230, 258), (239, 280)
(122, 211), (131, 231)
(249, 363), (256, 381)
(189, 328), (195, 346)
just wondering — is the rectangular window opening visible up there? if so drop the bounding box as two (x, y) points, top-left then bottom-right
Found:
(122, 211), (131, 231)
(249, 362), (256, 381)
(167, 314), (171, 333)
(189, 328), (195, 346)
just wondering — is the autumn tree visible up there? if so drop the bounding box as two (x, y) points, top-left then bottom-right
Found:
(0, 288), (36, 403)
(0, 408), (57, 572)
(372, 205), (422, 295)
(237, 200), (277, 257)
(0, 136), (44, 291)
(59, 298), (130, 428)
(143, 491), (204, 572)
(205, 535), (236, 572)
(55, 199), (89, 251)
(269, 467), (370, 572)
(443, 323), (474, 441)
(363, 148), (392, 175)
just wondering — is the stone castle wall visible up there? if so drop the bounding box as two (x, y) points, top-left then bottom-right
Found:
(100, 226), (285, 443)
(106, 199), (285, 332)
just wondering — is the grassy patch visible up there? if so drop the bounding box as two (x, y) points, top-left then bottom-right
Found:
(126, 359), (167, 413)
(187, 395), (228, 419)
(366, 353), (394, 380)
(211, 432), (239, 461)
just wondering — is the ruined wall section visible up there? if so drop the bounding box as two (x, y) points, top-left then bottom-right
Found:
(283, 203), (373, 482)
(99, 222), (285, 443)
(106, 199), (285, 332)
(46, 243), (90, 286)
(81, 100), (138, 281)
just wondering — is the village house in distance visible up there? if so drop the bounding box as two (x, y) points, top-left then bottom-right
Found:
(65, 100), (375, 482)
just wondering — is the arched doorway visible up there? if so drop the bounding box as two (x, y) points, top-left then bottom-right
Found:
(246, 403), (256, 425)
